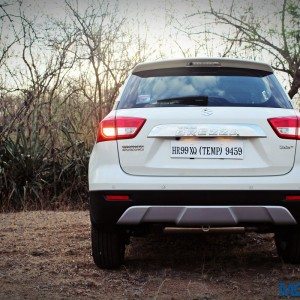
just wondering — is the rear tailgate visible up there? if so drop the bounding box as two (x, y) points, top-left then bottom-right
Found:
(116, 107), (296, 176)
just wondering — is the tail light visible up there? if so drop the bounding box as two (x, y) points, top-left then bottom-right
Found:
(97, 116), (146, 142)
(268, 116), (300, 140)
(105, 195), (130, 201)
(285, 195), (300, 201)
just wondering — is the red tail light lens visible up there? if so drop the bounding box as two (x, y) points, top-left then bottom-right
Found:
(268, 116), (300, 140)
(285, 195), (300, 201)
(105, 195), (130, 201)
(97, 116), (146, 142)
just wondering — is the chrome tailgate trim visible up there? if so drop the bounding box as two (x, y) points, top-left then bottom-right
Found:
(147, 124), (267, 138)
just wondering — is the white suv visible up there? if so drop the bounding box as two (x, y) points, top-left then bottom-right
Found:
(89, 58), (300, 269)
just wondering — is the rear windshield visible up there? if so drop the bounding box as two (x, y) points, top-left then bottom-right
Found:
(117, 68), (291, 109)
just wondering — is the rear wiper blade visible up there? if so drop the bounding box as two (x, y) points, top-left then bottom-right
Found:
(156, 96), (208, 106)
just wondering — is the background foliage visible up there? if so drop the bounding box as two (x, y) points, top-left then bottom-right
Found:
(0, 0), (299, 211)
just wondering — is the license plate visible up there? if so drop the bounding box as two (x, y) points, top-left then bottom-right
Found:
(170, 140), (244, 159)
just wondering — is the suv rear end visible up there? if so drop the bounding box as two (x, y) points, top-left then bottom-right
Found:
(89, 58), (300, 269)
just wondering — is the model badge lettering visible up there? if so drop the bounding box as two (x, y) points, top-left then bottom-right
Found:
(175, 127), (239, 136)
(280, 145), (294, 150)
(122, 145), (144, 151)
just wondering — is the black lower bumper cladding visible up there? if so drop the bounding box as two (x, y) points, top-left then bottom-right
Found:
(89, 190), (300, 226)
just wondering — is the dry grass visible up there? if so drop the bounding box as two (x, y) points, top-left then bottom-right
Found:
(1, 211), (300, 299)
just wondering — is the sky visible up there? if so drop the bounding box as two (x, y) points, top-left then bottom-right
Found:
(4, 0), (284, 60)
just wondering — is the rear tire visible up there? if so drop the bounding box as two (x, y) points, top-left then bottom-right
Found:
(91, 224), (125, 269)
(275, 229), (300, 264)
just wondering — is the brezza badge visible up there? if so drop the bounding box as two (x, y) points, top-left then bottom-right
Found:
(175, 126), (239, 137)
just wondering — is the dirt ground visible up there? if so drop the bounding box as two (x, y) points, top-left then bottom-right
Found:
(1, 211), (300, 299)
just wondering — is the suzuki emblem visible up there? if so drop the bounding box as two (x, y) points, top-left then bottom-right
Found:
(201, 108), (213, 116)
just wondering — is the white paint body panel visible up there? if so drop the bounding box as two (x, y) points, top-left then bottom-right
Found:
(115, 107), (296, 176)
(89, 137), (300, 190)
(89, 107), (300, 191)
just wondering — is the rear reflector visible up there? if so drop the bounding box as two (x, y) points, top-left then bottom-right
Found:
(285, 195), (300, 201)
(105, 195), (130, 201)
(97, 116), (146, 142)
(268, 116), (300, 140)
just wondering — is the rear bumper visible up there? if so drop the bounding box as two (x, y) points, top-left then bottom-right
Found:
(89, 190), (300, 226)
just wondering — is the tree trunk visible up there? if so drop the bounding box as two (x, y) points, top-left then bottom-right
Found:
(288, 69), (300, 99)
